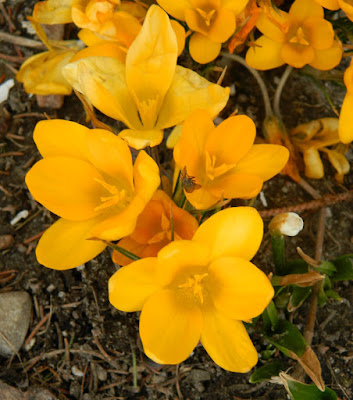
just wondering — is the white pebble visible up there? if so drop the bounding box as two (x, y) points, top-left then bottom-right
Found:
(10, 210), (29, 225)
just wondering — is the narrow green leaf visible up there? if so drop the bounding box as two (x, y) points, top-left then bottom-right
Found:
(314, 261), (336, 277)
(89, 238), (141, 261)
(250, 360), (284, 383)
(271, 234), (286, 275)
(331, 254), (353, 281)
(288, 286), (312, 311)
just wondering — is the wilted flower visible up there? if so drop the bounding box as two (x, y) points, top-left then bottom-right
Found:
(173, 109), (289, 210)
(269, 212), (304, 237)
(112, 190), (199, 265)
(246, 0), (342, 70)
(157, 0), (250, 63)
(109, 207), (273, 371)
(339, 59), (353, 144)
(26, 120), (160, 270)
(64, 5), (229, 149)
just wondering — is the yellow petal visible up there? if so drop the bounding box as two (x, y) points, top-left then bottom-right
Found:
(303, 148), (324, 179)
(339, 0), (353, 21)
(208, 257), (274, 320)
(201, 307), (258, 372)
(245, 36), (284, 70)
(303, 17), (334, 50)
(185, 186), (221, 210)
(315, 0), (339, 10)
(32, 0), (73, 24)
(170, 20), (186, 56)
(33, 119), (89, 159)
(157, 240), (210, 285)
(205, 115), (256, 165)
(166, 125), (182, 148)
(234, 144), (289, 181)
(189, 33), (222, 64)
(85, 129), (134, 189)
(112, 237), (147, 266)
(339, 93), (353, 144)
(36, 217), (107, 270)
(109, 258), (161, 312)
(92, 151), (160, 240)
(193, 207), (263, 262)
(309, 40), (342, 71)
(71, 41), (126, 63)
(63, 57), (142, 129)
(255, 9), (289, 43)
(17, 50), (74, 95)
(209, 173), (263, 199)
(26, 157), (104, 220)
(125, 5), (178, 129)
(77, 29), (102, 46)
(156, 0), (191, 20)
(222, 0), (249, 14)
(289, 0), (324, 21)
(140, 289), (202, 364)
(173, 109), (214, 179)
(321, 148), (350, 182)
(157, 65), (230, 129)
(118, 128), (164, 150)
(208, 8), (236, 43)
(280, 43), (315, 69)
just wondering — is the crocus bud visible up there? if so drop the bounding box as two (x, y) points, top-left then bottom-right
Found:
(269, 212), (304, 237)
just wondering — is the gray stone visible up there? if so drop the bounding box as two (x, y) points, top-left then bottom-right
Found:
(0, 381), (58, 400)
(189, 369), (212, 382)
(0, 291), (32, 357)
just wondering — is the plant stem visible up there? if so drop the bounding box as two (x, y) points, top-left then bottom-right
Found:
(271, 234), (286, 276)
(273, 65), (293, 120)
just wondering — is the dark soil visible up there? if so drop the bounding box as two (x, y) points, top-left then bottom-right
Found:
(1, 1), (353, 399)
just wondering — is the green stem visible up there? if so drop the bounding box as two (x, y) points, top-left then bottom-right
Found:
(271, 234), (286, 276)
(273, 65), (293, 120)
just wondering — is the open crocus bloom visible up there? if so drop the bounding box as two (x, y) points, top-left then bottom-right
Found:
(246, 0), (342, 70)
(173, 110), (289, 210)
(25, 120), (160, 270)
(109, 207), (273, 371)
(63, 5), (229, 149)
(157, 0), (249, 63)
(339, 59), (353, 144)
(112, 190), (199, 266)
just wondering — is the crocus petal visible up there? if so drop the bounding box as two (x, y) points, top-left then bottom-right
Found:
(26, 157), (104, 221)
(205, 115), (256, 165)
(92, 151), (160, 240)
(303, 148), (324, 179)
(339, 0), (353, 21)
(157, 240), (209, 286)
(189, 33), (222, 64)
(33, 119), (89, 160)
(85, 129), (133, 190)
(112, 237), (147, 266)
(185, 186), (221, 210)
(140, 289), (202, 364)
(157, 66), (230, 129)
(201, 307), (258, 372)
(125, 5), (178, 129)
(170, 20), (186, 56)
(322, 149), (350, 182)
(222, 0), (249, 14)
(209, 173), (263, 199)
(33, 0), (73, 24)
(71, 42), (126, 63)
(174, 109), (215, 179)
(208, 257), (274, 320)
(36, 217), (107, 270)
(303, 17), (334, 50)
(339, 93), (353, 144)
(109, 258), (161, 312)
(156, 0), (191, 21)
(255, 9), (289, 42)
(280, 43), (315, 69)
(315, 0), (339, 10)
(118, 128), (164, 150)
(309, 41), (342, 71)
(234, 144), (289, 181)
(77, 29), (102, 46)
(246, 36), (284, 70)
(193, 207), (263, 262)
(289, 0), (324, 21)
(63, 57), (142, 129)
(207, 8), (236, 43)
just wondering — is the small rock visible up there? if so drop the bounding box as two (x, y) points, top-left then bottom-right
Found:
(36, 95), (64, 109)
(0, 234), (14, 250)
(0, 380), (59, 400)
(96, 364), (108, 381)
(0, 291), (32, 357)
(189, 369), (212, 382)
(71, 365), (84, 377)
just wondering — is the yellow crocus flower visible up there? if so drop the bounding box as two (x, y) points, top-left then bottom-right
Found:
(25, 120), (160, 270)
(173, 109), (289, 210)
(32, 0), (74, 24)
(63, 5), (230, 149)
(109, 207), (273, 371)
(246, 0), (342, 70)
(339, 59), (353, 144)
(157, 0), (250, 63)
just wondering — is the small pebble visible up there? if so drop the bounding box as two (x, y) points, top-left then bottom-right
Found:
(71, 365), (84, 377)
(24, 337), (36, 351)
(0, 234), (14, 250)
(46, 284), (56, 293)
(10, 210), (29, 226)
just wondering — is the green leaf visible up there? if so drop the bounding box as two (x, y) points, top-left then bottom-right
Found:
(314, 261), (336, 277)
(325, 289), (341, 301)
(285, 259), (309, 274)
(265, 320), (307, 357)
(271, 234), (286, 275)
(288, 286), (312, 311)
(249, 360), (284, 383)
(286, 379), (337, 400)
(331, 254), (353, 281)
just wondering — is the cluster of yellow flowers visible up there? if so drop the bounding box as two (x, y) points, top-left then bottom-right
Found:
(18, 0), (352, 373)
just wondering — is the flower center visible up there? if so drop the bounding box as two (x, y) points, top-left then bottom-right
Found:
(205, 151), (236, 181)
(178, 273), (208, 303)
(196, 8), (216, 27)
(289, 27), (309, 46)
(94, 178), (130, 211)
